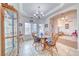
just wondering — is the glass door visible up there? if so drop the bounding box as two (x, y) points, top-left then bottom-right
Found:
(4, 9), (17, 56)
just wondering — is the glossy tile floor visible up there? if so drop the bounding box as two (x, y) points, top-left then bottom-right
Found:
(18, 39), (79, 56)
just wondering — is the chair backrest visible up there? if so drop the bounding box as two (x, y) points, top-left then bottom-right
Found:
(32, 33), (41, 42)
(32, 33), (36, 42)
(32, 33), (37, 38)
(32, 33), (35, 38)
(52, 33), (59, 45)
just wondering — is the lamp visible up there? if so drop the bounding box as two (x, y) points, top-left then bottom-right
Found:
(33, 6), (44, 19)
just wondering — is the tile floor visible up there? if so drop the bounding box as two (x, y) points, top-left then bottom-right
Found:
(18, 40), (79, 56)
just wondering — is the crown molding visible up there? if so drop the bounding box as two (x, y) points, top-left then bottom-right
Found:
(46, 3), (64, 17)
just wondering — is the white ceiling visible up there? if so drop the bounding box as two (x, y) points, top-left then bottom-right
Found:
(20, 3), (77, 20)
(22, 3), (60, 18)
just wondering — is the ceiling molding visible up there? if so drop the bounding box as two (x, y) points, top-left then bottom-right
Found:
(46, 3), (64, 16)
(48, 4), (78, 20)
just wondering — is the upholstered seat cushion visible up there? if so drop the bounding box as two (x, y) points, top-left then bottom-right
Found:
(34, 36), (40, 42)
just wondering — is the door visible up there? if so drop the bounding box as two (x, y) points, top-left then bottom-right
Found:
(0, 3), (18, 56)
(4, 9), (17, 56)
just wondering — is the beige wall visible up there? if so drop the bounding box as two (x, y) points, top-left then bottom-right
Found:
(77, 5), (79, 50)
(47, 4), (79, 49)
(50, 10), (77, 35)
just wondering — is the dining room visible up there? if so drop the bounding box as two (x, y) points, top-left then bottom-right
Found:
(0, 3), (79, 56)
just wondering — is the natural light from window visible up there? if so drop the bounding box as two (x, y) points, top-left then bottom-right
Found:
(25, 23), (31, 35)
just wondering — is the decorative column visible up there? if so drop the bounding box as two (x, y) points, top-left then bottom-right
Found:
(17, 3), (24, 55)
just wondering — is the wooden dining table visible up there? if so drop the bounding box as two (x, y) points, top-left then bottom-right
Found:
(39, 37), (50, 50)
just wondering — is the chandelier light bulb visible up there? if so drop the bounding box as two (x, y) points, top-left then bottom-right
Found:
(34, 14), (36, 16)
(40, 12), (43, 14)
(33, 6), (44, 19)
(42, 14), (44, 16)
(36, 11), (39, 14)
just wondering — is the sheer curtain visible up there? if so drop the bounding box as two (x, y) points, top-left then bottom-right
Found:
(25, 23), (31, 35)
(25, 23), (45, 37)
(25, 23), (37, 35)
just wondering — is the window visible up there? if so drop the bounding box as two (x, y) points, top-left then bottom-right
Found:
(32, 23), (37, 33)
(25, 23), (44, 35)
(25, 23), (31, 35)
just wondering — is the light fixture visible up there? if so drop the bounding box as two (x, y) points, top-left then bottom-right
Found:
(61, 16), (68, 20)
(33, 6), (44, 19)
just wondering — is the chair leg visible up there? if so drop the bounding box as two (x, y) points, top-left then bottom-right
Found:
(47, 47), (53, 56)
(50, 47), (53, 56)
(54, 46), (58, 55)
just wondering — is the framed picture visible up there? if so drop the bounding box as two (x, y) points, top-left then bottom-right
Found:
(45, 24), (48, 28)
(19, 23), (22, 26)
(29, 20), (33, 23)
(65, 24), (69, 29)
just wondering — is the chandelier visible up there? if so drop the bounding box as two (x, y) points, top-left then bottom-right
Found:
(33, 6), (44, 19)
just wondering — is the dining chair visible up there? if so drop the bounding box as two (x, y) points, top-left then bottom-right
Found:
(43, 33), (60, 56)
